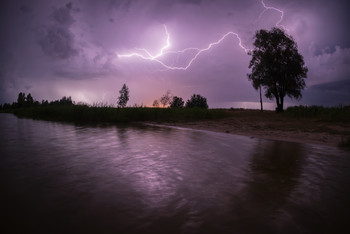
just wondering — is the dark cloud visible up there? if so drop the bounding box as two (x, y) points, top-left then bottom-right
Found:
(54, 69), (107, 80)
(306, 46), (350, 85)
(179, 0), (202, 5)
(19, 5), (33, 14)
(0, 0), (349, 106)
(66, 2), (73, 10)
(38, 26), (78, 59)
(103, 0), (133, 11)
(303, 79), (350, 106)
(52, 48), (117, 80)
(0, 49), (18, 102)
(37, 4), (78, 59)
(51, 5), (74, 27)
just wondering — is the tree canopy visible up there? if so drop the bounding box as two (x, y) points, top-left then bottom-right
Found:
(185, 94), (208, 109)
(247, 27), (308, 112)
(170, 96), (184, 108)
(152, 99), (160, 107)
(117, 84), (129, 108)
(159, 90), (172, 107)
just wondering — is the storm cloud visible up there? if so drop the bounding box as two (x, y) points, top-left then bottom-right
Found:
(37, 3), (78, 59)
(0, 0), (349, 107)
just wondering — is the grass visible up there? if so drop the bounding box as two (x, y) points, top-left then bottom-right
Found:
(12, 105), (231, 124)
(9, 104), (350, 124)
(285, 105), (350, 122)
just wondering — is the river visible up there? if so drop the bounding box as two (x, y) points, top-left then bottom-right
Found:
(0, 113), (349, 233)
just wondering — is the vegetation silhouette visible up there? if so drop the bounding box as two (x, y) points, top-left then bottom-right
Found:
(159, 90), (172, 107)
(186, 94), (208, 109)
(152, 99), (160, 107)
(16, 92), (38, 107)
(17, 92), (26, 107)
(117, 84), (129, 108)
(170, 96), (184, 108)
(1, 91), (349, 147)
(2, 92), (348, 122)
(26, 93), (34, 105)
(248, 27), (308, 112)
(1, 91), (228, 123)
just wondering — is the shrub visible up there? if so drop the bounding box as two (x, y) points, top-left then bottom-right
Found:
(186, 94), (208, 109)
(170, 96), (184, 108)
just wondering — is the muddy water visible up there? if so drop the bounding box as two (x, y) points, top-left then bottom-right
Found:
(1, 113), (349, 233)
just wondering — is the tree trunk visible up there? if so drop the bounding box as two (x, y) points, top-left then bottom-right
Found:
(259, 86), (263, 111)
(280, 96), (284, 112)
(275, 95), (280, 112)
(276, 96), (284, 112)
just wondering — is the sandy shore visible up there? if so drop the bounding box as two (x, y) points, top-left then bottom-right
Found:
(162, 110), (349, 147)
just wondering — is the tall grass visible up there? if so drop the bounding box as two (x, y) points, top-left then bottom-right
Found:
(285, 105), (350, 122)
(13, 105), (230, 124)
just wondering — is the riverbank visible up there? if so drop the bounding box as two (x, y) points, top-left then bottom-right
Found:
(160, 109), (350, 147)
(4, 105), (350, 147)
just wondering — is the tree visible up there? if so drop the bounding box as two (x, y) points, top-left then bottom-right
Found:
(26, 93), (34, 106)
(59, 96), (73, 105)
(117, 84), (129, 108)
(159, 90), (172, 107)
(42, 100), (49, 106)
(17, 92), (26, 107)
(170, 96), (184, 108)
(185, 94), (208, 109)
(152, 99), (159, 107)
(247, 27), (308, 112)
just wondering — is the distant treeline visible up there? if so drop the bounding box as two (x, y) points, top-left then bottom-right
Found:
(1, 92), (349, 124)
(0, 92), (74, 110)
(0, 91), (222, 123)
(0, 92), (210, 111)
(11, 105), (230, 124)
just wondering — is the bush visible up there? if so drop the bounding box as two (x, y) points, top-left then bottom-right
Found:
(185, 94), (208, 109)
(170, 96), (184, 108)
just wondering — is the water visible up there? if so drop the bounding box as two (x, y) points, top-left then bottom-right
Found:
(1, 113), (349, 233)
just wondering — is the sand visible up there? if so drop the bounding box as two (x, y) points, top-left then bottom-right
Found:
(163, 110), (350, 147)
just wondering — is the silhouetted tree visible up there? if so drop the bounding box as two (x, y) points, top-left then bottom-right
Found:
(185, 94), (208, 109)
(160, 90), (172, 107)
(152, 99), (160, 107)
(59, 96), (73, 105)
(3, 103), (12, 110)
(42, 100), (49, 106)
(26, 93), (34, 106)
(248, 27), (308, 112)
(170, 96), (184, 108)
(117, 84), (129, 108)
(17, 92), (26, 107)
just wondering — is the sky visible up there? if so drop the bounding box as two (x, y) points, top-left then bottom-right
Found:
(0, 0), (349, 108)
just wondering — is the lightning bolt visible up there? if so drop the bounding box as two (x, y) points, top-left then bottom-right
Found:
(117, 0), (286, 71)
(118, 26), (248, 71)
(259, 0), (286, 30)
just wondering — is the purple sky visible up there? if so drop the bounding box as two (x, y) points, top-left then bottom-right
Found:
(0, 0), (349, 108)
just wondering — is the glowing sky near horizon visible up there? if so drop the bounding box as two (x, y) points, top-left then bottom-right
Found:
(0, 0), (349, 107)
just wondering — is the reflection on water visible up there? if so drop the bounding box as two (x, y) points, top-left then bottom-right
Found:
(0, 113), (349, 233)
